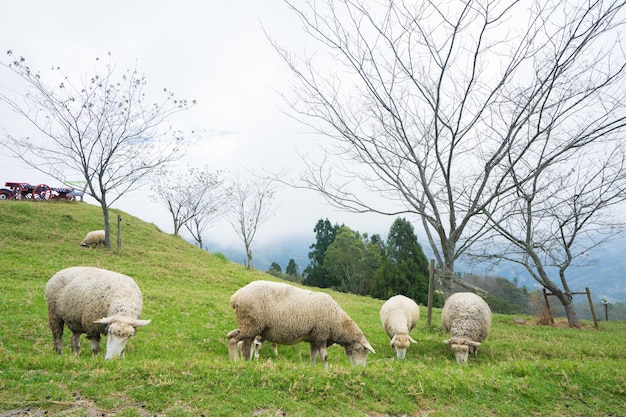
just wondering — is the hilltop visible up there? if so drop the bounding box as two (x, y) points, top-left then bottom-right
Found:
(0, 200), (624, 417)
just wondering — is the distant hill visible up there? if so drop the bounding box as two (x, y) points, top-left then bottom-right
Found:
(205, 234), (626, 302)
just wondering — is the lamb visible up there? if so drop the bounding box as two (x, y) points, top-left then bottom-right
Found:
(441, 292), (492, 364)
(227, 280), (375, 366)
(45, 266), (151, 360)
(380, 294), (420, 359)
(80, 230), (105, 248)
(228, 332), (279, 360)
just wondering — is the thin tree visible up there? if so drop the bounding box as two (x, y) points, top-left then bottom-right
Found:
(272, 0), (626, 297)
(0, 51), (193, 248)
(476, 149), (626, 327)
(226, 174), (278, 269)
(151, 165), (224, 247)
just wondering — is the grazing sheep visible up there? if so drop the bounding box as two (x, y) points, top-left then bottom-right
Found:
(228, 332), (279, 360)
(80, 230), (106, 248)
(380, 295), (420, 359)
(441, 292), (492, 364)
(227, 280), (375, 366)
(45, 266), (151, 360)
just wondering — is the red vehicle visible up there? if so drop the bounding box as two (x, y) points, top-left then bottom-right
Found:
(0, 182), (81, 201)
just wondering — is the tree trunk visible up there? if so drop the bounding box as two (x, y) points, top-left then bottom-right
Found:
(547, 285), (581, 328)
(246, 246), (253, 270)
(101, 202), (111, 249)
(556, 292), (581, 328)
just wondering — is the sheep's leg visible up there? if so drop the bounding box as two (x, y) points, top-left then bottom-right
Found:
(310, 342), (328, 366)
(309, 343), (319, 364)
(318, 344), (328, 367)
(48, 315), (64, 355)
(239, 339), (254, 361)
(70, 332), (81, 356)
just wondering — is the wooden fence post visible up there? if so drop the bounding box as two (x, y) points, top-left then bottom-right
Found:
(117, 215), (122, 250)
(427, 259), (435, 326)
(586, 287), (598, 329)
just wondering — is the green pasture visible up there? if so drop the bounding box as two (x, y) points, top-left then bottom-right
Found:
(0, 201), (624, 416)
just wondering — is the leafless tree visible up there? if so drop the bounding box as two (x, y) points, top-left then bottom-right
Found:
(0, 51), (193, 248)
(183, 170), (225, 250)
(271, 0), (626, 296)
(226, 174), (279, 269)
(151, 166), (225, 245)
(476, 148), (626, 327)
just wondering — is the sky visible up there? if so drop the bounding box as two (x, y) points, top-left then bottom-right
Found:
(0, 1), (399, 267)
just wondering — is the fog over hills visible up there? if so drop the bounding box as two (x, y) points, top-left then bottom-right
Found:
(203, 234), (626, 302)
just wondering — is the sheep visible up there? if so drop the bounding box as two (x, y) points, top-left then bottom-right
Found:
(45, 266), (151, 360)
(228, 332), (279, 360)
(227, 280), (375, 366)
(380, 294), (420, 359)
(80, 230), (105, 248)
(441, 292), (492, 364)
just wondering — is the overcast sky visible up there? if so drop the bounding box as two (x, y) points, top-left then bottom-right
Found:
(0, 1), (400, 262)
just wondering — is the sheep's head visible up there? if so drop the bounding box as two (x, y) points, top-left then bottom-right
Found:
(390, 334), (417, 360)
(346, 341), (376, 366)
(444, 337), (480, 364)
(95, 316), (151, 360)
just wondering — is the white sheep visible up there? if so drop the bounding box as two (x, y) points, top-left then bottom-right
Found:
(380, 295), (420, 359)
(227, 280), (375, 366)
(80, 230), (105, 248)
(229, 333), (279, 360)
(441, 292), (492, 364)
(45, 266), (151, 360)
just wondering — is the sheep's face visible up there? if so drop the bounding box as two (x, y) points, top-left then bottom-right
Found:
(104, 322), (136, 360)
(346, 341), (376, 366)
(450, 343), (470, 364)
(390, 334), (416, 360)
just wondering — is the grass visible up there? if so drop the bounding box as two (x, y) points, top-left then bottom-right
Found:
(0, 200), (625, 416)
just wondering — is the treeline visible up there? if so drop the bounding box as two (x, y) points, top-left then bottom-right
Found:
(267, 218), (626, 320)
(269, 217), (441, 306)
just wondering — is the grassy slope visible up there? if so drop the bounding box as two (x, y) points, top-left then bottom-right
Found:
(0, 201), (624, 417)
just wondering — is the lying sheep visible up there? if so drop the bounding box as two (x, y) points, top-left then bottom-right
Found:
(380, 295), (420, 359)
(441, 292), (492, 364)
(227, 280), (375, 366)
(45, 266), (151, 360)
(80, 230), (105, 248)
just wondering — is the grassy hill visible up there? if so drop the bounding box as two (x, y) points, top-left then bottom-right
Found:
(0, 201), (624, 417)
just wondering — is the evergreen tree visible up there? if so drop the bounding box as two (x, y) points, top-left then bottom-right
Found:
(285, 259), (299, 276)
(267, 262), (282, 277)
(373, 218), (429, 303)
(302, 219), (340, 288)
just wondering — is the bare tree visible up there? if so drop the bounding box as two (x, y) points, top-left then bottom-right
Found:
(183, 170), (225, 249)
(476, 148), (626, 327)
(271, 0), (626, 296)
(226, 174), (279, 269)
(151, 166), (224, 244)
(0, 51), (193, 248)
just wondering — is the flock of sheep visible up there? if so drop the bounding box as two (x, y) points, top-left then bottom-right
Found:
(45, 231), (492, 364)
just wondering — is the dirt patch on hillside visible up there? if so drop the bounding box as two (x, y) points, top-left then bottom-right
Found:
(0, 399), (154, 417)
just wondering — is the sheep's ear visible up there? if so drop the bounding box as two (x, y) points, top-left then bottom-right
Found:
(95, 317), (115, 325)
(409, 336), (417, 344)
(364, 342), (376, 354)
(443, 339), (451, 345)
(468, 341), (481, 347)
(390, 335), (397, 346)
(130, 319), (151, 327)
